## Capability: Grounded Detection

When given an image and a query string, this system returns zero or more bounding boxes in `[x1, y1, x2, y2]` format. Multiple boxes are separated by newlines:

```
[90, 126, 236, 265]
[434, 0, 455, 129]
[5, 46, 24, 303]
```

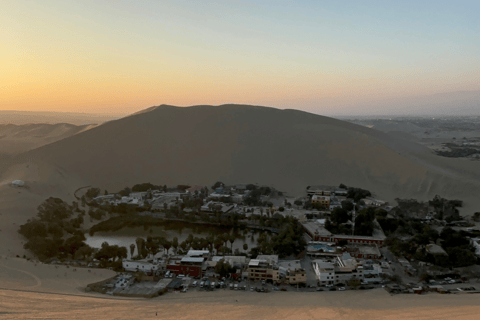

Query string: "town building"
[122, 260, 162, 274]
[166, 256, 204, 278]
[130, 192, 147, 200]
[278, 260, 306, 285]
[186, 185, 205, 194]
[362, 197, 387, 207]
[347, 245, 382, 259]
[470, 238, 480, 256]
[311, 194, 331, 207]
[301, 220, 386, 246]
[313, 253, 364, 285]
[186, 250, 210, 258]
[425, 244, 448, 256]
[247, 256, 280, 283]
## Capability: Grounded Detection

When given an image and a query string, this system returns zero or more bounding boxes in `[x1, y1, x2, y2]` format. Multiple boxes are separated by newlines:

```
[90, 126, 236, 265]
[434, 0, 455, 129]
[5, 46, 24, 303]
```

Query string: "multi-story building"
[313, 253, 364, 285]
[247, 258, 279, 283]
[166, 256, 204, 278]
[311, 195, 331, 207]
[278, 260, 307, 285]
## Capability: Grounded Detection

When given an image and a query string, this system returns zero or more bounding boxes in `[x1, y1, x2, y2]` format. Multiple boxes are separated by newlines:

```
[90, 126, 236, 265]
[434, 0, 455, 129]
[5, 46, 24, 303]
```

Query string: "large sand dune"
[1, 104, 480, 256]
[5, 104, 480, 203]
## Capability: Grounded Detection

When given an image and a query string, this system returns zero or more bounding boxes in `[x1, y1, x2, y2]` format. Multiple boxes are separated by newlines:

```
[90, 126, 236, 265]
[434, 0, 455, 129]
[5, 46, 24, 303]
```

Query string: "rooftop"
[180, 257, 204, 264]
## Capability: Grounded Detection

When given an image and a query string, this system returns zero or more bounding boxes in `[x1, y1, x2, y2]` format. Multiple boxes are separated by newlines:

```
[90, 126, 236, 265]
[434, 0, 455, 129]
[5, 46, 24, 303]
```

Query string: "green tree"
[172, 237, 179, 254]
[85, 187, 101, 199]
[74, 245, 94, 260]
[331, 208, 350, 225]
[135, 238, 146, 258]
[215, 259, 233, 278]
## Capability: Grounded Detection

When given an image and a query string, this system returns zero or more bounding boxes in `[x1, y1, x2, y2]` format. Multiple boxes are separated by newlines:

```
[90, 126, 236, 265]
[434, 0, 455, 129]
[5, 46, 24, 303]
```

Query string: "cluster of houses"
[92, 184, 250, 210]
[309, 244, 383, 285]
[307, 187, 387, 211]
[120, 249, 307, 286]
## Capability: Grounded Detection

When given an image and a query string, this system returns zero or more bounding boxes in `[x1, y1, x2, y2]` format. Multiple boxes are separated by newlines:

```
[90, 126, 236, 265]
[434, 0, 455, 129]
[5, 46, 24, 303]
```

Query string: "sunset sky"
[2, 0, 479, 116]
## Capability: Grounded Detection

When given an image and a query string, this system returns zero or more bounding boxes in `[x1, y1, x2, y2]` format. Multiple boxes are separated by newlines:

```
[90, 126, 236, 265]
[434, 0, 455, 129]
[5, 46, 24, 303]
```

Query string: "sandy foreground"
[1, 256, 480, 319]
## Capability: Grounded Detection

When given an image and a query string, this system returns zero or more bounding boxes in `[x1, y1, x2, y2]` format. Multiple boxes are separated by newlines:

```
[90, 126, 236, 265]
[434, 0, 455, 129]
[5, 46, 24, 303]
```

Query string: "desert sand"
[0, 123, 97, 156]
[1, 256, 480, 319]
[0, 110, 123, 126]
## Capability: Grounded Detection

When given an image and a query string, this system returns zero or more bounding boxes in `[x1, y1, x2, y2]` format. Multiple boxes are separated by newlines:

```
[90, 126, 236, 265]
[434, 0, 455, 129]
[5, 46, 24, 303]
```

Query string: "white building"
[122, 260, 162, 273]
[312, 253, 364, 285]
[130, 192, 147, 200]
[471, 238, 480, 256]
[186, 250, 210, 258]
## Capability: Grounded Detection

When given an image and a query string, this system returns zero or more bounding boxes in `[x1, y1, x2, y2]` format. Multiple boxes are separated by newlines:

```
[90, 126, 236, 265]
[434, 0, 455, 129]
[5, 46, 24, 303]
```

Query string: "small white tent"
[12, 180, 25, 187]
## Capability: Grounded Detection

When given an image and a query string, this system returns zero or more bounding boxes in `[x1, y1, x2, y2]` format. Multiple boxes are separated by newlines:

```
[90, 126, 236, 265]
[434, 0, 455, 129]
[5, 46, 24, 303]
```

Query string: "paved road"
[380, 247, 418, 284]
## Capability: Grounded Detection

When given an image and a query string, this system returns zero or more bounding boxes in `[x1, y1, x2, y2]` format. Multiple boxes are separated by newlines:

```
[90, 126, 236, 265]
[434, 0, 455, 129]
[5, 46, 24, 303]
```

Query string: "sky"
[1, 0, 479, 116]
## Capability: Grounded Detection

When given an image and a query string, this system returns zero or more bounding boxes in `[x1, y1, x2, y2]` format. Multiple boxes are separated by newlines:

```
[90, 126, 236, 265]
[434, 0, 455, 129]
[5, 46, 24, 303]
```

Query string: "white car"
[448, 280, 456, 284]
[326, 284, 334, 288]
[338, 287, 346, 291]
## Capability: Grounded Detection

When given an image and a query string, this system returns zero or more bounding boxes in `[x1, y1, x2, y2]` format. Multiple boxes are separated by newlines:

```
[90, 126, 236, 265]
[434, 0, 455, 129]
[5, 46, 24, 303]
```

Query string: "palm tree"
[172, 237, 179, 254]
[130, 244, 135, 258]
[228, 234, 236, 254]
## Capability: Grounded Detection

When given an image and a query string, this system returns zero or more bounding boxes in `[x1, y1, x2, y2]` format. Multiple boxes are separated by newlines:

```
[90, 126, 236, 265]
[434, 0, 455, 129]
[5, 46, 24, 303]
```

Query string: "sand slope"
[5, 104, 480, 204]
[0, 123, 96, 156]
[0, 161, 86, 257]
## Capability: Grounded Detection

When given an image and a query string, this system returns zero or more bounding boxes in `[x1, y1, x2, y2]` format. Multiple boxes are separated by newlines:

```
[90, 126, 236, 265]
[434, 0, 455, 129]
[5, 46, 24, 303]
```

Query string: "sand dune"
[2, 104, 480, 256]
[5, 104, 480, 204]
[0, 110, 123, 126]
[0, 123, 97, 155]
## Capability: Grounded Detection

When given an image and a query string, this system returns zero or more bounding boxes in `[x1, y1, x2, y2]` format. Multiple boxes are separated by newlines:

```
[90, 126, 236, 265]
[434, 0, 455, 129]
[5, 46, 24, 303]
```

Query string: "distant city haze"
[1, 1, 479, 116]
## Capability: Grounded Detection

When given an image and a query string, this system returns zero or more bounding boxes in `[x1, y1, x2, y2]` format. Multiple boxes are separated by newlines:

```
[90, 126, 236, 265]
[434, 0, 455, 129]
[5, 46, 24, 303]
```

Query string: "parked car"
[274, 287, 280, 291]
[262, 280, 265, 285]
[329, 288, 336, 291]
[448, 280, 456, 284]
[250, 287, 254, 292]
[316, 288, 323, 292]
[326, 284, 334, 288]
[234, 284, 238, 290]
[181, 288, 187, 293]
[200, 281, 204, 288]
[243, 285, 247, 290]
[192, 281, 197, 287]
[280, 288, 287, 291]
[338, 287, 346, 291]
[230, 284, 234, 290]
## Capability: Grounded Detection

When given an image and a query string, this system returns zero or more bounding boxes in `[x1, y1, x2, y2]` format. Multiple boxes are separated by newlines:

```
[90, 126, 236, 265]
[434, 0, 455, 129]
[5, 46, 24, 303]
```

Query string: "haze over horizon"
[2, 1, 479, 116]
